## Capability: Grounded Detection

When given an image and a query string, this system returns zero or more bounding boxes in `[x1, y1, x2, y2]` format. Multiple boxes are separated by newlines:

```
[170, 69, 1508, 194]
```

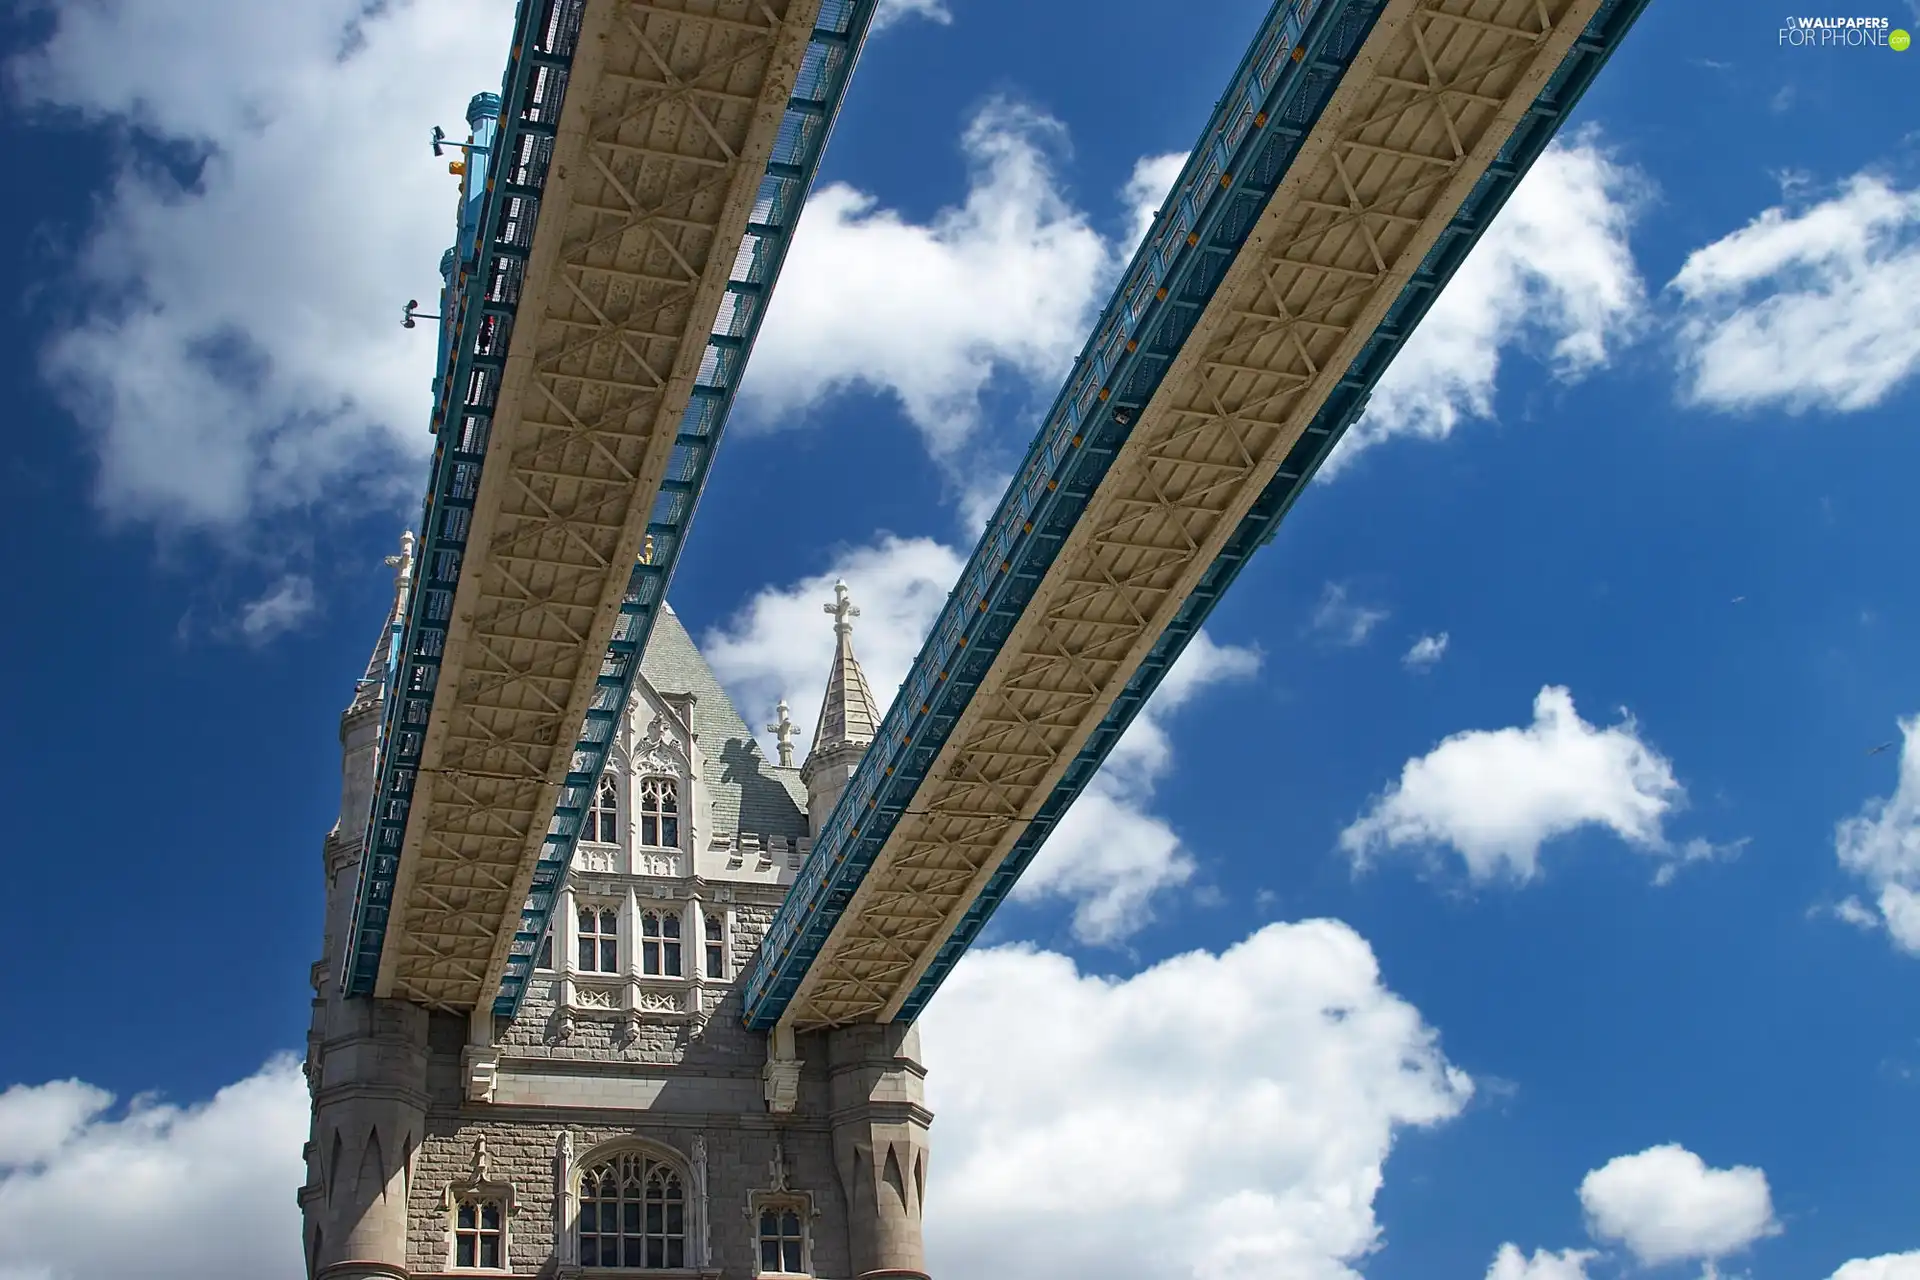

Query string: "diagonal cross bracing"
[744, 0, 1652, 1032]
[343, 0, 884, 1014]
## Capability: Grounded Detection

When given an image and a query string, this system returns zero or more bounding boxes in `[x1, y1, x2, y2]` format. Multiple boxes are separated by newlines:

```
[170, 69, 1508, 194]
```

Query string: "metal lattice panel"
[758, 0, 1619, 1031]
[375, 0, 825, 1010]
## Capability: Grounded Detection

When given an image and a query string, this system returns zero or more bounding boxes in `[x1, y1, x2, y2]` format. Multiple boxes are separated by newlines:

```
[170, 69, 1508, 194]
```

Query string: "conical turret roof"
[808, 579, 879, 755]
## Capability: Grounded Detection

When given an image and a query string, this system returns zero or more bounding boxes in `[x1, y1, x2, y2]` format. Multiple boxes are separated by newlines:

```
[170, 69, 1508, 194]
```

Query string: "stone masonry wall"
[403, 892, 852, 1278]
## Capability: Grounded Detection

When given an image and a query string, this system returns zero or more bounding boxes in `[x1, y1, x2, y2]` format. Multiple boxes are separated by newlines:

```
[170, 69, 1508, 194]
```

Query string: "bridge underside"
[372, 0, 825, 1012]
[757, 0, 1625, 1032]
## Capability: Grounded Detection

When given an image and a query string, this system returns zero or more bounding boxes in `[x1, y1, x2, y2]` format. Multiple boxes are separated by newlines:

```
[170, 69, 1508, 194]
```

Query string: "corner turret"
[799, 580, 879, 834]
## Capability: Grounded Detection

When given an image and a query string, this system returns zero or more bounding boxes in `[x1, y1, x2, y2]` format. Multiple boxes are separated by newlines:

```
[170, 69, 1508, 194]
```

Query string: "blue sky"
[0, 1, 1917, 1278]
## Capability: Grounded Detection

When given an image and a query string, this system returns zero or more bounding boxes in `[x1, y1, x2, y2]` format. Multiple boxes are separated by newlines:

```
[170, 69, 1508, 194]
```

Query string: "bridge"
[344, 0, 1650, 1044]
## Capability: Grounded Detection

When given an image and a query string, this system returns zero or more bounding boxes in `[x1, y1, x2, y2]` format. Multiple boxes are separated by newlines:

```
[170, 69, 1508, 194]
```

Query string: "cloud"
[236, 574, 315, 642]
[0, 1080, 112, 1170]
[1402, 632, 1449, 671]
[9, 0, 518, 530]
[920, 921, 1473, 1280]
[1341, 686, 1728, 884]
[702, 535, 1257, 942]
[1672, 173, 1920, 415]
[0, 1059, 307, 1280]
[1326, 133, 1647, 472]
[1311, 583, 1389, 647]
[1578, 1143, 1779, 1267]
[1830, 1254, 1920, 1280]
[1833, 715, 1920, 954]
[873, 0, 954, 31]
[744, 100, 1116, 457]
[1012, 633, 1262, 942]
[1484, 1245, 1596, 1280]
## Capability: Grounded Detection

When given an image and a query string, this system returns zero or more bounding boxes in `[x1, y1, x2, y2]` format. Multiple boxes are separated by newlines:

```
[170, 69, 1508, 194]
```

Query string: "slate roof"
[641, 605, 809, 842]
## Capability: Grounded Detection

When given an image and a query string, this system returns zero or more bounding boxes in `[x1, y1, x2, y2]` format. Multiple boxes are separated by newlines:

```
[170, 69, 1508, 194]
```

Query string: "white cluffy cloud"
[703, 534, 1258, 942]
[237, 574, 316, 642]
[746, 100, 1134, 457]
[1833, 715, 1920, 954]
[1403, 632, 1450, 671]
[1672, 173, 1920, 415]
[1830, 1254, 1920, 1279]
[1485, 1245, 1596, 1280]
[1341, 685, 1728, 884]
[1311, 583, 1389, 647]
[921, 922, 1472, 1280]
[0, 1060, 308, 1280]
[1578, 1143, 1780, 1267]
[1328, 133, 1648, 471]
[10, 0, 519, 529]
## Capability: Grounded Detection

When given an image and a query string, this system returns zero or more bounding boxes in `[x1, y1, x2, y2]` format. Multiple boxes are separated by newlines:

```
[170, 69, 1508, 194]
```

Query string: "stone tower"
[301, 550, 933, 1279]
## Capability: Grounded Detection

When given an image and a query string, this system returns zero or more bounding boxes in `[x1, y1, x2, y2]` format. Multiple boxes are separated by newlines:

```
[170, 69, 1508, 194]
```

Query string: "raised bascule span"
[742, 0, 1652, 1033]
[340, 0, 882, 1015]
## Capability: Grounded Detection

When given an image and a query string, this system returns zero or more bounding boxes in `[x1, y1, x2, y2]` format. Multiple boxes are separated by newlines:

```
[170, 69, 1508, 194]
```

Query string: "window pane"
[577, 937, 593, 970]
[643, 940, 659, 975]
[762, 1238, 781, 1270]
[642, 913, 659, 937]
[784, 1238, 803, 1271]
[600, 908, 618, 932]
[600, 939, 617, 971]
[666, 1238, 685, 1268]
[481, 1203, 500, 1230]
[646, 1238, 665, 1268]
[457, 1203, 476, 1229]
[664, 942, 681, 977]
[662, 914, 680, 939]
[640, 815, 657, 845]
[456, 1234, 475, 1267]
[579, 1202, 598, 1234]
[782, 1210, 800, 1235]
[479, 1235, 500, 1267]
[705, 914, 722, 941]
[706, 944, 723, 978]
[662, 815, 679, 847]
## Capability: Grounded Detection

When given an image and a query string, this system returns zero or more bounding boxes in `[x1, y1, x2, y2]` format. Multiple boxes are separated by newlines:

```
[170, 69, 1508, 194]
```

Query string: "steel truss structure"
[744, 0, 1652, 1032]
[343, 0, 880, 1014]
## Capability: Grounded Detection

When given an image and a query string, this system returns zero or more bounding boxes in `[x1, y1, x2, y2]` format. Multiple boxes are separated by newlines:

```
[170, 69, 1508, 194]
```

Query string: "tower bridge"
[305, 1, 1653, 1277]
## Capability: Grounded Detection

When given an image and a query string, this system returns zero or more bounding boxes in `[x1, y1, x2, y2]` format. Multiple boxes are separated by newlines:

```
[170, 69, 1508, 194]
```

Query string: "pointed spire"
[808, 580, 879, 755]
[350, 529, 415, 713]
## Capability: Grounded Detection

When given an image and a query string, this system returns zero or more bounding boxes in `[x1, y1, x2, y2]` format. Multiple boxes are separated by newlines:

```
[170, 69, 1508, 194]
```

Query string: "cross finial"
[384, 529, 416, 586]
[766, 699, 797, 768]
[825, 579, 860, 635]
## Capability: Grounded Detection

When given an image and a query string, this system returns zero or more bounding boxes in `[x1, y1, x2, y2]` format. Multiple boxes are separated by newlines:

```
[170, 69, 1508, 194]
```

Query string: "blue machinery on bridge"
[343, 0, 1653, 1024]
[342, 0, 884, 1010]
[740, 0, 1652, 1030]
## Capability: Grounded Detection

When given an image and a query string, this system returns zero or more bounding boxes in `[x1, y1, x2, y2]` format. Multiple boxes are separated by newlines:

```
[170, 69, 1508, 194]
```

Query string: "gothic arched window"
[451, 1196, 504, 1268]
[638, 777, 679, 848]
[758, 1204, 805, 1274]
[578, 1151, 686, 1269]
[578, 906, 618, 974]
[703, 909, 727, 979]
[583, 775, 619, 844]
[641, 909, 682, 977]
